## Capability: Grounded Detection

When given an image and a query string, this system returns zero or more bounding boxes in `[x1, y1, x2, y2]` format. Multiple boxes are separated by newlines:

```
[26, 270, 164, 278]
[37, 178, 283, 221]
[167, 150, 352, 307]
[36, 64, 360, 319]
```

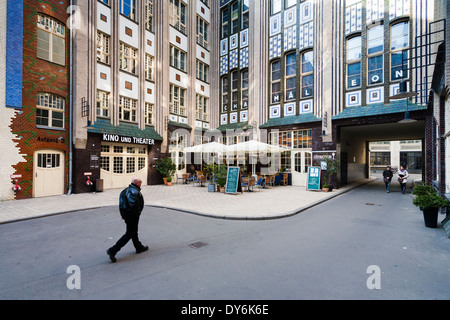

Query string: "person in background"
[382, 166, 393, 193]
[397, 165, 409, 194]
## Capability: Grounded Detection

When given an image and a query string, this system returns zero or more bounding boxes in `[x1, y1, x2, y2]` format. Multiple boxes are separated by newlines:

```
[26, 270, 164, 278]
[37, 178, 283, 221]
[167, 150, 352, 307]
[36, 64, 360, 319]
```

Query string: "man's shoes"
[106, 248, 117, 263]
[136, 245, 149, 254]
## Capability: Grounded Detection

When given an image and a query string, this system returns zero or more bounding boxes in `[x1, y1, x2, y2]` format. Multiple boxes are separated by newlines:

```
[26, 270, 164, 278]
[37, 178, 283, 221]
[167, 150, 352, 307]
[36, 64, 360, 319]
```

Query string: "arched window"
[36, 15, 66, 65]
[391, 21, 410, 81]
[285, 52, 297, 101]
[36, 93, 65, 129]
[301, 51, 313, 98]
[271, 60, 282, 103]
[346, 36, 361, 89]
[367, 25, 384, 85]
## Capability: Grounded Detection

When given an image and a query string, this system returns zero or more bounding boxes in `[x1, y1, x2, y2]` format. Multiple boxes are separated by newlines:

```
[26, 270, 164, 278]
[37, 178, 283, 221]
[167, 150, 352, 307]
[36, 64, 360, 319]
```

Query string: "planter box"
[423, 207, 439, 228]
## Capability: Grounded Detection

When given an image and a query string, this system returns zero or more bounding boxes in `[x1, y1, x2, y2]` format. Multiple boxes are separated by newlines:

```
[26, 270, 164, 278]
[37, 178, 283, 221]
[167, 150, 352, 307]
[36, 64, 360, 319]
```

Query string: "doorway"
[33, 149, 65, 197]
[291, 150, 312, 186]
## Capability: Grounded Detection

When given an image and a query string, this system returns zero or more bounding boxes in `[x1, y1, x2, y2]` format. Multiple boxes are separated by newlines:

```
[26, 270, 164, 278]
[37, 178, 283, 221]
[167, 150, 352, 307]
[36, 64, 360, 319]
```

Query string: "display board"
[225, 167, 242, 194]
[307, 167, 321, 191]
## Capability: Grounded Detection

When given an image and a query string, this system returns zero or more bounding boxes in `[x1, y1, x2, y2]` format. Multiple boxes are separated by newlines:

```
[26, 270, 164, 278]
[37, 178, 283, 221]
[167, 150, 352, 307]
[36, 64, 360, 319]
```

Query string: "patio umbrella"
[184, 142, 229, 169]
[226, 140, 287, 177]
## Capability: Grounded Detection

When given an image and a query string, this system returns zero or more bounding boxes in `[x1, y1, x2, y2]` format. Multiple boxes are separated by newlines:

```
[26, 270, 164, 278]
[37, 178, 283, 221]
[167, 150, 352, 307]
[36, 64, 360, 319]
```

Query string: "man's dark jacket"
[119, 183, 144, 219]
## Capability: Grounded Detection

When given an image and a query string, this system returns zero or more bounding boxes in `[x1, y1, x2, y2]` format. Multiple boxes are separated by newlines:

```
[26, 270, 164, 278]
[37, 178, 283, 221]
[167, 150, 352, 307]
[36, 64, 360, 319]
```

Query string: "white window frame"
[145, 102, 154, 125]
[96, 90, 110, 118]
[97, 32, 110, 65]
[119, 96, 137, 122]
[145, 54, 154, 81]
[36, 93, 65, 129]
[36, 14, 66, 65]
[169, 84, 186, 116]
[119, 42, 138, 74]
[170, 45, 186, 72]
[145, 0, 154, 32]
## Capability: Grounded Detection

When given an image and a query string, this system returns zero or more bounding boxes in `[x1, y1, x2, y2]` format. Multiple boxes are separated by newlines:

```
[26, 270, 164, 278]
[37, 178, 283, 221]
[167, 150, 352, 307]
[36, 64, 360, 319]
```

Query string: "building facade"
[71, 0, 214, 192]
[1, 0, 445, 199]
[1, 0, 71, 200]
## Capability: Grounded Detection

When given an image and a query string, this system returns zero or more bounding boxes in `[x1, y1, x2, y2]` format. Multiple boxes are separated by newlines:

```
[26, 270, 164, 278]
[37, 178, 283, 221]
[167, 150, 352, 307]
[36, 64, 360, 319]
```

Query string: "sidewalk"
[0, 179, 373, 224]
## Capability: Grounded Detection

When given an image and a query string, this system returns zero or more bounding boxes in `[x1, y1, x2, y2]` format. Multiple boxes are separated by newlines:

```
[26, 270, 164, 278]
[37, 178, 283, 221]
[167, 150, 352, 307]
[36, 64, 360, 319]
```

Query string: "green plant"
[322, 157, 339, 188]
[155, 157, 176, 178]
[216, 177, 227, 188]
[412, 183, 436, 197]
[166, 177, 172, 182]
[413, 193, 449, 208]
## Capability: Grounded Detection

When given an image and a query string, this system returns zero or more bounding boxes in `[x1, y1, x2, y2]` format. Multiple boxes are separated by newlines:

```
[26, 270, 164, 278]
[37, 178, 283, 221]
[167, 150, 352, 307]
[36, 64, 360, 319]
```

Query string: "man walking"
[107, 177, 148, 263]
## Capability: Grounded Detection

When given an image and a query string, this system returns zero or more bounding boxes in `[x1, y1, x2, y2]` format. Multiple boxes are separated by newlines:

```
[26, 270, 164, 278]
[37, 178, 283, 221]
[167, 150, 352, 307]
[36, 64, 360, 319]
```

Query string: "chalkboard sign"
[225, 167, 242, 194]
[307, 167, 321, 191]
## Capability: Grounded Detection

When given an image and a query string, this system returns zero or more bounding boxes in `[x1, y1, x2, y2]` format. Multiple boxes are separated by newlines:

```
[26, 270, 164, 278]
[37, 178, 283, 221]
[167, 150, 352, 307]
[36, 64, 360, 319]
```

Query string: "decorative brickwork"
[9, 0, 70, 199]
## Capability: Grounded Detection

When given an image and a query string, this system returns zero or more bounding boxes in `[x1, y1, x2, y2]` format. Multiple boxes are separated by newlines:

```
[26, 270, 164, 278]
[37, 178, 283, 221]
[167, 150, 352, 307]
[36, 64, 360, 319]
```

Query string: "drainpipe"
[67, 0, 74, 195]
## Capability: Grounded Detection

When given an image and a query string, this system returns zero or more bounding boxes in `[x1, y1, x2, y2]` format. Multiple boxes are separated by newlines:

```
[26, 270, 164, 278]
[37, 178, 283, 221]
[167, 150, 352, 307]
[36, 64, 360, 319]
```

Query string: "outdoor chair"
[281, 173, 288, 186]
[255, 177, 264, 191]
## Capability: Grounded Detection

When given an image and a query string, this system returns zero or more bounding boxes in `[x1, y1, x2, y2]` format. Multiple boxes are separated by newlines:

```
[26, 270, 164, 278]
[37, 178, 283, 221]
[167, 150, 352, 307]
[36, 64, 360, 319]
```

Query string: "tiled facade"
[1, 0, 448, 198]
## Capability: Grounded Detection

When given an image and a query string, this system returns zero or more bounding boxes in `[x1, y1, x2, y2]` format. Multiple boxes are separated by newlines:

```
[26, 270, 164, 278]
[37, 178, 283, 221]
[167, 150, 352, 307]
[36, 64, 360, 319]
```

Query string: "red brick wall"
[11, 1, 70, 199]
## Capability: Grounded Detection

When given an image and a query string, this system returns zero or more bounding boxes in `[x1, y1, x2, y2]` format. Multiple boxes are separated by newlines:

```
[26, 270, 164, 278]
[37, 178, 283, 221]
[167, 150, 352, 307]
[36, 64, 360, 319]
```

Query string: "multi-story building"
[2, 0, 444, 199]
[1, 0, 71, 200]
[215, 0, 436, 188]
[71, 0, 213, 192]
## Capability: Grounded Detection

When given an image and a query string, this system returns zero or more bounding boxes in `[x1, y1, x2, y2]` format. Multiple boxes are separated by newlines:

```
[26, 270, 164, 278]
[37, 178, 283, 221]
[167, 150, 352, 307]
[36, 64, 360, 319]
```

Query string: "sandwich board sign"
[307, 166, 321, 191]
[225, 167, 242, 194]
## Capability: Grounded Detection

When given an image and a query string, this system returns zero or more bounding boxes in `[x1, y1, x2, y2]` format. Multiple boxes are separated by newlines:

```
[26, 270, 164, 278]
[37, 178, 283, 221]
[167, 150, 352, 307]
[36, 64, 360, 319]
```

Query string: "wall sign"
[102, 133, 155, 146]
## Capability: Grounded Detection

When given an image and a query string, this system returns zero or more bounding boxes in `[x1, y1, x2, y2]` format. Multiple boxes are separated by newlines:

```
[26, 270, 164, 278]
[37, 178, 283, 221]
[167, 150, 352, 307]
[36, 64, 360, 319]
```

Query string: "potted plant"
[321, 157, 339, 192]
[155, 157, 176, 185]
[166, 177, 173, 186]
[412, 185, 449, 228]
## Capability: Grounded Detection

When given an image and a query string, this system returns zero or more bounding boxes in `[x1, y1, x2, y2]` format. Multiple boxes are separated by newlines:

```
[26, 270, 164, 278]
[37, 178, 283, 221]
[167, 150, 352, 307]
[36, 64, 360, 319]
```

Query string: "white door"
[291, 150, 312, 187]
[100, 144, 148, 190]
[34, 150, 65, 197]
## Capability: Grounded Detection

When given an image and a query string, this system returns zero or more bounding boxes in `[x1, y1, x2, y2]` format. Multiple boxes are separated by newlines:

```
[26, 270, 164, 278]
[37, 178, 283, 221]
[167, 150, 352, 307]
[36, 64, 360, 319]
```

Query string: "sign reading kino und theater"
[102, 133, 156, 146]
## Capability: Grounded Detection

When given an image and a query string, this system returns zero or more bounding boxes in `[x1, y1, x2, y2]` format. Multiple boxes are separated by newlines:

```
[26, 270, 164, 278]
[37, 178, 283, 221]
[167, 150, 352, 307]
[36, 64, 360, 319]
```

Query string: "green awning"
[88, 119, 163, 141]
[259, 113, 321, 129]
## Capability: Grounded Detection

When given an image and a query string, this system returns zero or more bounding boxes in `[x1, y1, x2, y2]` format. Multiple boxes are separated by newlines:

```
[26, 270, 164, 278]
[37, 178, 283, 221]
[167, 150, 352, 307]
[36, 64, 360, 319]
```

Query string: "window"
[222, 77, 229, 112]
[391, 21, 409, 81]
[346, 36, 361, 89]
[145, 103, 153, 125]
[97, 32, 110, 65]
[221, 8, 229, 38]
[367, 25, 384, 85]
[36, 93, 65, 129]
[301, 51, 314, 98]
[37, 153, 61, 168]
[231, 71, 239, 110]
[120, 0, 136, 21]
[285, 53, 297, 101]
[196, 95, 208, 122]
[169, 0, 186, 34]
[145, 0, 154, 32]
[119, 96, 137, 122]
[196, 16, 209, 47]
[145, 54, 154, 81]
[271, 60, 281, 103]
[169, 84, 186, 116]
[119, 42, 138, 74]
[271, 0, 282, 15]
[231, 2, 239, 35]
[96, 90, 110, 118]
[36, 15, 66, 65]
[285, 0, 296, 8]
[196, 60, 209, 83]
[241, 70, 249, 109]
[242, 0, 249, 29]
[170, 45, 186, 72]
[100, 0, 110, 5]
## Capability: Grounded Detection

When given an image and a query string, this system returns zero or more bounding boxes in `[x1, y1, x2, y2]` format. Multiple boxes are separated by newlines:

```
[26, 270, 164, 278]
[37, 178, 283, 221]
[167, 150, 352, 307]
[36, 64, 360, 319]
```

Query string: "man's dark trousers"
[110, 215, 143, 253]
